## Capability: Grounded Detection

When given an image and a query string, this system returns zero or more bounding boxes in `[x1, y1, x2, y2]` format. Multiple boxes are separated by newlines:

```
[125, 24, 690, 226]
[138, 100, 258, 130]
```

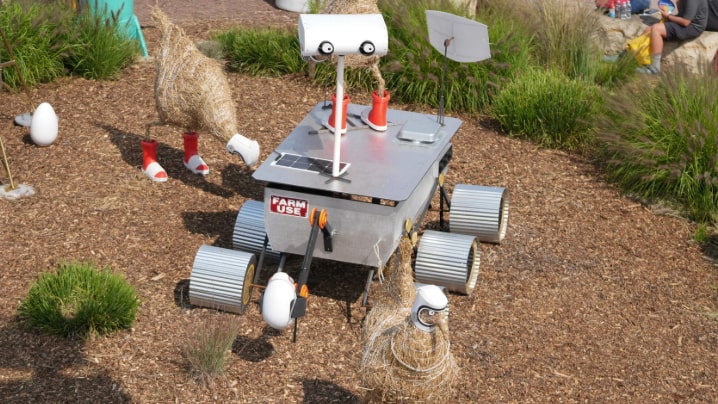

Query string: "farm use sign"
[269, 195, 308, 217]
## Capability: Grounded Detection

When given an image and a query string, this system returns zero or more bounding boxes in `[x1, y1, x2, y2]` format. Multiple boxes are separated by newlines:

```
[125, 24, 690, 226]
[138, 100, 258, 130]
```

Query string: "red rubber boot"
[327, 94, 350, 134]
[183, 132, 209, 175]
[366, 90, 390, 131]
[141, 139, 168, 183]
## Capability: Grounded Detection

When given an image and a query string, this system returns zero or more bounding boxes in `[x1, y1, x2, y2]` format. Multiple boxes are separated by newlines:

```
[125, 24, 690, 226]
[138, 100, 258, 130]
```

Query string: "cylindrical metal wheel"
[414, 230, 480, 295]
[232, 200, 280, 260]
[189, 245, 257, 314]
[449, 184, 509, 244]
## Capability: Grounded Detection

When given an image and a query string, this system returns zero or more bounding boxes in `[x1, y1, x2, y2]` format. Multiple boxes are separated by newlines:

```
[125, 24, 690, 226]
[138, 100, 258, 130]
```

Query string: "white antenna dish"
[425, 10, 491, 126]
[426, 10, 490, 63]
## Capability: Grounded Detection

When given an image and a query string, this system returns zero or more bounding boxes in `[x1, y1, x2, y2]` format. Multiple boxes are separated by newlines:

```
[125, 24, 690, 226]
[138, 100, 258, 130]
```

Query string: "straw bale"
[361, 309, 458, 402]
[361, 237, 458, 402]
[365, 237, 415, 331]
[322, 0, 380, 15]
[152, 7, 237, 143]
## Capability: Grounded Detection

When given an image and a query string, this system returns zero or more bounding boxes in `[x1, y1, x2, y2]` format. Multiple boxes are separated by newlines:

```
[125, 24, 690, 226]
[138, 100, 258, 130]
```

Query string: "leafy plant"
[595, 67, 718, 223]
[491, 67, 600, 151]
[18, 261, 139, 340]
[183, 314, 241, 386]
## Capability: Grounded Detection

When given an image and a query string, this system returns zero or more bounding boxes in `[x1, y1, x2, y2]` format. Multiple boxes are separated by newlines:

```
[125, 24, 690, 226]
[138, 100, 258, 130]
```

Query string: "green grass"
[183, 314, 241, 386]
[18, 261, 139, 340]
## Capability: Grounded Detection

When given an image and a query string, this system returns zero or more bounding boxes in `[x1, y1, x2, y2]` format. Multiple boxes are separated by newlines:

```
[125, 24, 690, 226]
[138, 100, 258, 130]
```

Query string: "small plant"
[18, 261, 139, 340]
[183, 314, 241, 386]
[491, 67, 600, 151]
[694, 223, 710, 243]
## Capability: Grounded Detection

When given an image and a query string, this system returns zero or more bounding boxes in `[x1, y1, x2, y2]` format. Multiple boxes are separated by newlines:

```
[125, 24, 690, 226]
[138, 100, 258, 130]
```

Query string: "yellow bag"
[626, 32, 652, 66]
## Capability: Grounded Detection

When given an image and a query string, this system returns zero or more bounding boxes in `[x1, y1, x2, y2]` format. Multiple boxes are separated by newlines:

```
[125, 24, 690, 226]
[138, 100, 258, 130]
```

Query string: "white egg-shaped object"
[30, 102, 59, 147]
[261, 272, 297, 330]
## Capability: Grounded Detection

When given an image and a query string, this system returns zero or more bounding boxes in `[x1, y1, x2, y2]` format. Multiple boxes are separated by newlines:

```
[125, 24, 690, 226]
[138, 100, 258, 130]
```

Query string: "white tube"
[332, 55, 345, 177]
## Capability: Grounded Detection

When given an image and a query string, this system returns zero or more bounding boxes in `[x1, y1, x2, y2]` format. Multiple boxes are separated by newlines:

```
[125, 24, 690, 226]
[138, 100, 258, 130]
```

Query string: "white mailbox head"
[298, 13, 388, 58]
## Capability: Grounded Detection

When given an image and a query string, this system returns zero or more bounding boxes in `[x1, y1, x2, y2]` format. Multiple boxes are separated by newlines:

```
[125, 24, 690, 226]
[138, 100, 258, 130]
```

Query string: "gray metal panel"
[449, 185, 509, 243]
[414, 230, 480, 295]
[189, 245, 255, 314]
[262, 149, 446, 267]
[252, 102, 462, 201]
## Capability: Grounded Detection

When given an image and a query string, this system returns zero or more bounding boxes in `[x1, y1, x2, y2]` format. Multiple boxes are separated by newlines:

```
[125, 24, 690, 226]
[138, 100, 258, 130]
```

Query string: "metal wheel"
[189, 245, 257, 314]
[241, 262, 256, 307]
[449, 184, 509, 244]
[233, 200, 280, 260]
[414, 230, 480, 295]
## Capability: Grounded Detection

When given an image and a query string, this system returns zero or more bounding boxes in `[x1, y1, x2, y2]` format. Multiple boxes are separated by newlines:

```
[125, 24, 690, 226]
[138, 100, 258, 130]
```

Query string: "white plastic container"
[276, 0, 309, 13]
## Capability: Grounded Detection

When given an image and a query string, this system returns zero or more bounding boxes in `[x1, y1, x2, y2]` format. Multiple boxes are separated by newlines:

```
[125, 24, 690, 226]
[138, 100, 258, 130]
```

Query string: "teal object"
[84, 0, 148, 57]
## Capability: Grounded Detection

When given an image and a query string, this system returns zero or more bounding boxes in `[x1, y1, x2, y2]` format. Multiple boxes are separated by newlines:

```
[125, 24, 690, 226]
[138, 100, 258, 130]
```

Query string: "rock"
[598, 14, 718, 74]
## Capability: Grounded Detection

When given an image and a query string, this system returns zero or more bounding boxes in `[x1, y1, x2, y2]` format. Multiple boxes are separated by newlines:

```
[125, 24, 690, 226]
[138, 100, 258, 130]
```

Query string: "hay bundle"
[321, 0, 386, 94]
[361, 238, 458, 403]
[152, 7, 237, 143]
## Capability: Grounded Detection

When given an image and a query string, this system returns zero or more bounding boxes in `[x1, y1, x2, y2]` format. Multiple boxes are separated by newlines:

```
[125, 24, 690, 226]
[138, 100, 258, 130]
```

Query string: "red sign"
[269, 195, 308, 217]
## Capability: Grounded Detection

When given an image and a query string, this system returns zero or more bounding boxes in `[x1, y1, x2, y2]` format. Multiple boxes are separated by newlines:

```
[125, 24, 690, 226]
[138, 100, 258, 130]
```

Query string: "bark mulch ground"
[0, 1, 716, 402]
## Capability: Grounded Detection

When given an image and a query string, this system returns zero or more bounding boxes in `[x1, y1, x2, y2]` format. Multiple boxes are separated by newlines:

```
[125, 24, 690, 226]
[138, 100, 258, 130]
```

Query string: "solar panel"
[273, 153, 349, 175]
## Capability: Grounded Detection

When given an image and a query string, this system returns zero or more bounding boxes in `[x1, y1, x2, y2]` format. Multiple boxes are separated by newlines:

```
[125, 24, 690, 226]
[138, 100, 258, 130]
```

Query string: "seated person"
[638, 0, 708, 74]
[708, 0, 718, 31]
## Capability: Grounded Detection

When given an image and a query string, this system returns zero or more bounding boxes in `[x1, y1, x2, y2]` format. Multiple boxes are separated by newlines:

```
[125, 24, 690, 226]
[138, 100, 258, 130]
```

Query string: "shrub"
[491, 67, 600, 151]
[183, 314, 241, 385]
[595, 67, 718, 223]
[18, 261, 139, 339]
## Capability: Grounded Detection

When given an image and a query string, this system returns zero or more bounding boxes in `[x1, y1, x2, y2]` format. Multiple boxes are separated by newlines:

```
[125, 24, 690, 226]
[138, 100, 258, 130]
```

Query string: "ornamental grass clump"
[595, 67, 718, 224]
[528, 0, 603, 81]
[0, 1, 70, 88]
[491, 67, 600, 151]
[62, 2, 140, 79]
[18, 261, 139, 340]
[183, 314, 241, 386]
[216, 27, 304, 77]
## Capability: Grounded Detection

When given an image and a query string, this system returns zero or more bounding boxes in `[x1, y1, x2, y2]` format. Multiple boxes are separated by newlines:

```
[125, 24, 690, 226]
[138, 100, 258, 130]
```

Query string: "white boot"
[226, 134, 260, 167]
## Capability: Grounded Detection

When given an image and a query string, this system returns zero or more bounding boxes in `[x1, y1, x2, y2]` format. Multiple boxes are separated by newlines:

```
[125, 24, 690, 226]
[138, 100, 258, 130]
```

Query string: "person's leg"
[637, 23, 666, 74]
